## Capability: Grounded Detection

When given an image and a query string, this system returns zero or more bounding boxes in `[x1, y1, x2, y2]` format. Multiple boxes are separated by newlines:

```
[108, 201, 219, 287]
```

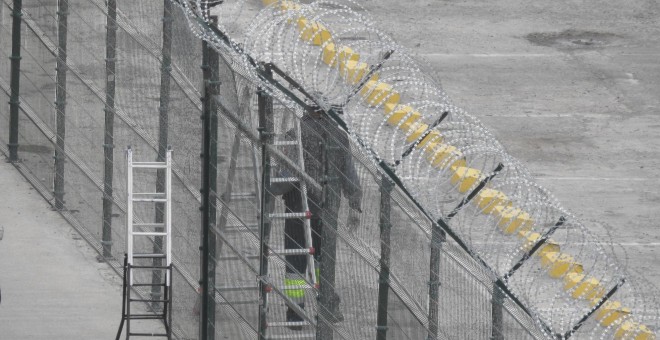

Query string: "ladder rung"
[128, 332, 169, 337]
[274, 140, 298, 146]
[133, 192, 166, 196]
[128, 314, 165, 320]
[216, 255, 259, 261]
[133, 253, 166, 258]
[270, 177, 299, 183]
[216, 285, 259, 292]
[276, 284, 315, 290]
[269, 211, 311, 219]
[131, 162, 168, 169]
[132, 198, 168, 202]
[130, 265, 170, 269]
[132, 283, 166, 287]
[266, 333, 315, 339]
[132, 232, 168, 237]
[271, 248, 314, 256]
[268, 321, 311, 328]
[133, 223, 166, 227]
[130, 298, 170, 303]
[218, 299, 260, 305]
[229, 192, 257, 199]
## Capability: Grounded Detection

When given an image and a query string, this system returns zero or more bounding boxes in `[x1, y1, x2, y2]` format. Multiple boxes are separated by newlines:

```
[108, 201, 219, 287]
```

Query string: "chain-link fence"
[1, 0, 658, 339]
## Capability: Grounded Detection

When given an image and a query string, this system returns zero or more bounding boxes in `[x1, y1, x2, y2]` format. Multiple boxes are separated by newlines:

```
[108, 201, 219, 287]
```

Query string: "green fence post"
[426, 223, 445, 340]
[151, 0, 173, 307]
[8, 0, 22, 162]
[257, 64, 274, 340]
[491, 282, 504, 340]
[200, 14, 220, 339]
[53, 0, 68, 210]
[376, 175, 394, 340]
[101, 0, 117, 259]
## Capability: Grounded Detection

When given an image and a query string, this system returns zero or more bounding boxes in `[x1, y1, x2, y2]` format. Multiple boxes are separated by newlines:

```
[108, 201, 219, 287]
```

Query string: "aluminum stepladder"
[212, 85, 317, 338]
[257, 80, 318, 339]
[116, 147, 173, 340]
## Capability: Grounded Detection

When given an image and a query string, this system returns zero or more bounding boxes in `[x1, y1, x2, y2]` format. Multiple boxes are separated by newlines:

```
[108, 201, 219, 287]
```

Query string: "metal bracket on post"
[562, 278, 625, 340]
[399, 111, 449, 163]
[342, 49, 394, 106]
[503, 216, 565, 281]
[446, 163, 504, 219]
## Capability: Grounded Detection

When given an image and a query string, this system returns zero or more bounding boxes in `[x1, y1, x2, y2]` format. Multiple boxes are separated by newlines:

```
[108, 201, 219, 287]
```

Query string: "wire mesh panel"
[1, 0, 659, 339]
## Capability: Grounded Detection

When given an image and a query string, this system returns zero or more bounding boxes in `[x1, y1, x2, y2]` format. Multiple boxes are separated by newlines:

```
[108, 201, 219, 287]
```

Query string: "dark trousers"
[282, 187, 323, 275]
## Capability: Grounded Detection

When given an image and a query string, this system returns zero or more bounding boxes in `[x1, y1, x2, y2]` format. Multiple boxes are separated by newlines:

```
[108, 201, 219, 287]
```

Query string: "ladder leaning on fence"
[213, 95, 319, 338]
[259, 109, 319, 337]
[116, 147, 173, 340]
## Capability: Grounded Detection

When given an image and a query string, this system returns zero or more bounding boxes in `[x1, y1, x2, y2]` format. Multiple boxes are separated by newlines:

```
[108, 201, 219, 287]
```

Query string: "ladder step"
[133, 223, 166, 227]
[216, 255, 259, 261]
[131, 162, 168, 169]
[268, 321, 311, 328]
[229, 192, 257, 199]
[269, 211, 311, 219]
[270, 177, 299, 183]
[128, 314, 165, 320]
[132, 283, 167, 287]
[273, 140, 298, 146]
[133, 253, 166, 258]
[130, 265, 170, 269]
[266, 333, 315, 339]
[128, 332, 169, 337]
[271, 248, 314, 256]
[132, 198, 168, 202]
[130, 298, 170, 303]
[216, 285, 259, 292]
[133, 232, 168, 237]
[133, 192, 166, 196]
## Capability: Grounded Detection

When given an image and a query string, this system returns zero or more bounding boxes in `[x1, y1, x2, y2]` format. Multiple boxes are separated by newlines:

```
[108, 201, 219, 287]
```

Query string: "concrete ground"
[0, 159, 156, 339]
[360, 0, 660, 284]
[0, 0, 658, 338]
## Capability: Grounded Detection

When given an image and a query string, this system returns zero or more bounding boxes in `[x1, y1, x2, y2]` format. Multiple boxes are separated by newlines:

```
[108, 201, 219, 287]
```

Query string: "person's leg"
[309, 197, 323, 283]
[283, 189, 308, 329]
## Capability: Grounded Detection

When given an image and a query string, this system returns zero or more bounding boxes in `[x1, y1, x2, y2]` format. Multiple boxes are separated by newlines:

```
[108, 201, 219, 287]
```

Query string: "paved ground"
[0, 0, 658, 338]
[362, 0, 660, 283]
[0, 159, 129, 339]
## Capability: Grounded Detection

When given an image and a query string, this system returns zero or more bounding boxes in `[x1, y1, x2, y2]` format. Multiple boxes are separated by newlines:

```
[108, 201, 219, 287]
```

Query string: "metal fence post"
[257, 64, 274, 340]
[317, 134, 340, 340]
[376, 174, 394, 340]
[8, 0, 22, 162]
[53, 0, 68, 210]
[491, 282, 504, 340]
[200, 15, 220, 339]
[151, 0, 173, 307]
[426, 223, 445, 340]
[101, 0, 117, 259]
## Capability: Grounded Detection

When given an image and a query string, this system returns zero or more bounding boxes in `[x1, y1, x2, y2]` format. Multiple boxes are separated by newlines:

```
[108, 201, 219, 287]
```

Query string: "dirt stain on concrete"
[525, 29, 621, 50]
